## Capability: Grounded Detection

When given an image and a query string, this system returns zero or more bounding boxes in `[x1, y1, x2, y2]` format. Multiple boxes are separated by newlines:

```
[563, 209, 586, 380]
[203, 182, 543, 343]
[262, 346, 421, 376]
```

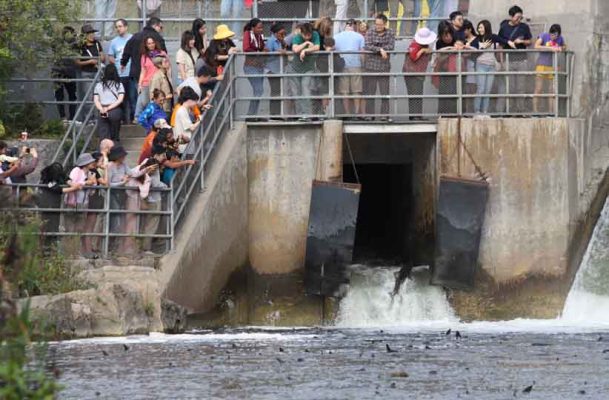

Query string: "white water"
[335, 265, 456, 327]
[562, 198, 609, 323]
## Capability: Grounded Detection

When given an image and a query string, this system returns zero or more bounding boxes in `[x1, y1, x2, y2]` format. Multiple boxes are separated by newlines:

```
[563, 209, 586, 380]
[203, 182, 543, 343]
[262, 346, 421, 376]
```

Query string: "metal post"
[505, 51, 510, 115]
[364, 0, 369, 19]
[456, 51, 462, 115]
[142, 0, 147, 28]
[553, 51, 559, 117]
[169, 190, 174, 251]
[328, 52, 335, 118]
[253, 0, 258, 18]
[103, 186, 110, 258]
[280, 55, 285, 117]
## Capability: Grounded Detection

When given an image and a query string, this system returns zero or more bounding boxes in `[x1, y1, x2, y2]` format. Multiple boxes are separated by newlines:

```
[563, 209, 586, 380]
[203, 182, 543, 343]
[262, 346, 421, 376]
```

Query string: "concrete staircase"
[119, 123, 148, 167]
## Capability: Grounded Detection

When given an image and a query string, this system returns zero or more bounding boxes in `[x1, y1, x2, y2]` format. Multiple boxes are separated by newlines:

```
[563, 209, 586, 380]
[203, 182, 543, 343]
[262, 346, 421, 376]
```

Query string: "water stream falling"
[335, 265, 456, 327]
[562, 198, 609, 323]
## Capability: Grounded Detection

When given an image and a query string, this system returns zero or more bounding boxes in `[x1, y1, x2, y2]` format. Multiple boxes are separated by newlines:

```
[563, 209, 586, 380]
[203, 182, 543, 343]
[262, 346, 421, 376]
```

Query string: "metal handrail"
[51, 68, 103, 167]
[5, 48, 575, 259]
[5, 182, 173, 257]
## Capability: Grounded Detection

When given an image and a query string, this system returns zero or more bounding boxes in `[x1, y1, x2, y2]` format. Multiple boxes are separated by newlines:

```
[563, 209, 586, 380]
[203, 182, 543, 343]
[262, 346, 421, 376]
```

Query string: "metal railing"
[4, 68, 102, 168]
[3, 48, 574, 260]
[229, 49, 574, 120]
[2, 183, 173, 258]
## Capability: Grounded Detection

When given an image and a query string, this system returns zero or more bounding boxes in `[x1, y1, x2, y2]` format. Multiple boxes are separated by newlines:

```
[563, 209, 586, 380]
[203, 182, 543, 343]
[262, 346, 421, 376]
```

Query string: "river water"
[51, 200, 609, 399]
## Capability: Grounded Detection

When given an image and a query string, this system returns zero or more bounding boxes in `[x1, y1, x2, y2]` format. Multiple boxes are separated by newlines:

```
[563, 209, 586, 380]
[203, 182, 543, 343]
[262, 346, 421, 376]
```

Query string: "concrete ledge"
[343, 124, 437, 134]
[158, 123, 249, 313]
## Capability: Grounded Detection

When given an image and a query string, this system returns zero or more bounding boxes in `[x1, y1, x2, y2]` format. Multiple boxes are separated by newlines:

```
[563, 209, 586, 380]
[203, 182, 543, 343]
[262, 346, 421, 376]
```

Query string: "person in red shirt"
[403, 27, 436, 120]
[242, 18, 267, 119]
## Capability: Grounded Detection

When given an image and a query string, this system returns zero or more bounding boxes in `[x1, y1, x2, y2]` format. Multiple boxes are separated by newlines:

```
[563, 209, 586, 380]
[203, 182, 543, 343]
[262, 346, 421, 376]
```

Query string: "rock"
[390, 371, 409, 378]
[23, 266, 164, 338]
[161, 298, 188, 333]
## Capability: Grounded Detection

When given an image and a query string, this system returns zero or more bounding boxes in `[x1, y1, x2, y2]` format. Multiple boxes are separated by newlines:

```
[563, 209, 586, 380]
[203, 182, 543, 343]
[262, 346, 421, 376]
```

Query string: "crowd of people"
[4, 2, 568, 258]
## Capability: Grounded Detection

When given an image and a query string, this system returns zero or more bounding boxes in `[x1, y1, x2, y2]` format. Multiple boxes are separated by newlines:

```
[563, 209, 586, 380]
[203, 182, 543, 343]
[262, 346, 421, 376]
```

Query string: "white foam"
[562, 197, 609, 323]
[335, 265, 456, 328]
[54, 331, 317, 346]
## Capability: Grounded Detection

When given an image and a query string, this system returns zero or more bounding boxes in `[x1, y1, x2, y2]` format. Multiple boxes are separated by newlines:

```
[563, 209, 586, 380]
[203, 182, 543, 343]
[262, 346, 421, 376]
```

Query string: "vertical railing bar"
[457, 51, 462, 115]
[554, 51, 559, 117]
[103, 186, 110, 258]
[328, 52, 334, 118]
[505, 51, 510, 115]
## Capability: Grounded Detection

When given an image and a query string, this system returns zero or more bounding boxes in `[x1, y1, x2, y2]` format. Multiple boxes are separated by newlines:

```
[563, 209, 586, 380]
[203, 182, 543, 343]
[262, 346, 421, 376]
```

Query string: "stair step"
[121, 137, 145, 152]
[120, 124, 147, 139]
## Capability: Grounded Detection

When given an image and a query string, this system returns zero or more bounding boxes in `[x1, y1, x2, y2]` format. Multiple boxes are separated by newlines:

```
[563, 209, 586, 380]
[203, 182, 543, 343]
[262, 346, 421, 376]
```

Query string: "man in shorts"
[334, 19, 365, 117]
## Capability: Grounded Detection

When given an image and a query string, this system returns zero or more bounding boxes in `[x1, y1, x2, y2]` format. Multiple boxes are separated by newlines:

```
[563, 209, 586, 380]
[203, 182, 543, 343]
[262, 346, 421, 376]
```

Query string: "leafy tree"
[0, 0, 83, 89]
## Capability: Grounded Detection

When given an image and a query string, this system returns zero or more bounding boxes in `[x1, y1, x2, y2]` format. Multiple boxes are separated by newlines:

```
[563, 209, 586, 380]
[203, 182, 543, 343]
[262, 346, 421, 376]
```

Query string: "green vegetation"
[0, 190, 87, 398]
[0, 103, 66, 139]
[0, 0, 83, 89]
[0, 303, 62, 399]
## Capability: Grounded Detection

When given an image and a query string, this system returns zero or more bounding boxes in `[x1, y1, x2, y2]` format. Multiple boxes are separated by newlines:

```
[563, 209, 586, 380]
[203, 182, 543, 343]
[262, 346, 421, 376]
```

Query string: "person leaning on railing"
[266, 23, 288, 119]
[243, 18, 267, 119]
[139, 145, 169, 254]
[63, 153, 99, 257]
[533, 24, 566, 114]
[334, 19, 365, 118]
[403, 27, 436, 120]
[37, 162, 82, 247]
[433, 20, 461, 116]
[173, 87, 202, 156]
[288, 22, 321, 120]
[363, 13, 395, 121]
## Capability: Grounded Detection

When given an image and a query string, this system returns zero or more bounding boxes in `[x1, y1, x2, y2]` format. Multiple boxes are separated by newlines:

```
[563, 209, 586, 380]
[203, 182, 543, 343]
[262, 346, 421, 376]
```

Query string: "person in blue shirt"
[334, 19, 365, 116]
[108, 19, 134, 123]
[266, 23, 288, 117]
[138, 88, 167, 132]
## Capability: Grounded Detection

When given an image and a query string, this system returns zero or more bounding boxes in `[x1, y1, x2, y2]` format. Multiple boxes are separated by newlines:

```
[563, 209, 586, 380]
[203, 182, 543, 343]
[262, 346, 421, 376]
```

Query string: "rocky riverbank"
[22, 266, 187, 339]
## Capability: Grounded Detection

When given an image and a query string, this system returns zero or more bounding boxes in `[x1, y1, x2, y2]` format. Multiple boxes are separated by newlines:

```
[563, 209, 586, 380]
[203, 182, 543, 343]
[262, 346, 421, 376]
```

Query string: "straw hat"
[214, 24, 235, 40]
[414, 27, 437, 46]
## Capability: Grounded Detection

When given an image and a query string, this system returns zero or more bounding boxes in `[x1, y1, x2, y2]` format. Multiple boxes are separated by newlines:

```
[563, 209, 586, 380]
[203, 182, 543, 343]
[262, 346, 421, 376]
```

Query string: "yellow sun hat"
[213, 24, 236, 40]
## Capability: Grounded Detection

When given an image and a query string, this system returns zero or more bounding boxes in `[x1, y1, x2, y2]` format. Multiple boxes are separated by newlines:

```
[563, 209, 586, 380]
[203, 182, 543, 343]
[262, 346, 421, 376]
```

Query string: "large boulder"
[24, 266, 165, 338]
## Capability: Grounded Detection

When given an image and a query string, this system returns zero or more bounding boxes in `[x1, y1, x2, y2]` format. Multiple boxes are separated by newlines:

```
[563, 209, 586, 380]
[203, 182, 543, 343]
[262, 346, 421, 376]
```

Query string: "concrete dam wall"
[159, 117, 608, 323]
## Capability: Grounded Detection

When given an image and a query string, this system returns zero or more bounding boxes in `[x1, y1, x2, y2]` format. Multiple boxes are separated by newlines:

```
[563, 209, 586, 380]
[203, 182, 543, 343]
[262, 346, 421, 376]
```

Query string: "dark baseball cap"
[81, 24, 98, 34]
[346, 18, 357, 26]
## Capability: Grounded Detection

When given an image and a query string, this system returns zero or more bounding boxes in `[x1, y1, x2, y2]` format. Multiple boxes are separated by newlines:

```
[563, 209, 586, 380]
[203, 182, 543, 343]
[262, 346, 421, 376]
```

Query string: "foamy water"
[563, 198, 609, 323]
[335, 265, 456, 327]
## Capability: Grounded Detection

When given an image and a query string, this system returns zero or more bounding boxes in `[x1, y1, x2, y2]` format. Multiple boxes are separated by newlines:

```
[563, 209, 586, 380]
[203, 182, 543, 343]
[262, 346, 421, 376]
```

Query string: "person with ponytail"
[242, 18, 267, 118]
